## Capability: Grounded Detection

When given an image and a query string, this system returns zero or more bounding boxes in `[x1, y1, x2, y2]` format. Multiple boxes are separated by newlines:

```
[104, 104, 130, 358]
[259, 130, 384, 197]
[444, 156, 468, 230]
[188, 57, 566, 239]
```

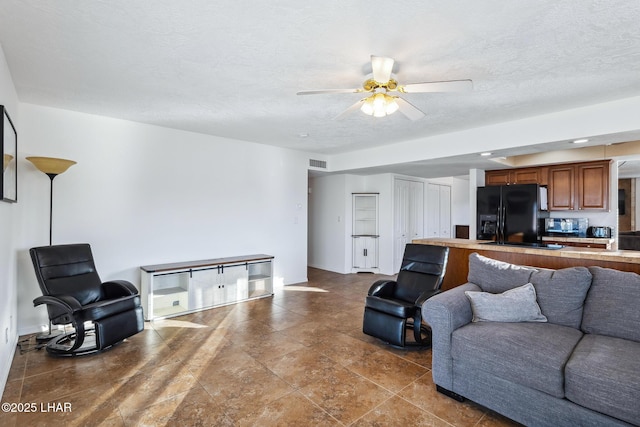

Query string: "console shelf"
[140, 254, 274, 320]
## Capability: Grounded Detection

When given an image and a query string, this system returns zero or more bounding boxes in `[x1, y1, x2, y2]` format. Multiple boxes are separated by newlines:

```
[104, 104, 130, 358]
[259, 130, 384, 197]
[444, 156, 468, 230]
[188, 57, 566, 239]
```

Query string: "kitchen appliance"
[544, 218, 589, 237]
[477, 184, 549, 244]
[588, 226, 612, 238]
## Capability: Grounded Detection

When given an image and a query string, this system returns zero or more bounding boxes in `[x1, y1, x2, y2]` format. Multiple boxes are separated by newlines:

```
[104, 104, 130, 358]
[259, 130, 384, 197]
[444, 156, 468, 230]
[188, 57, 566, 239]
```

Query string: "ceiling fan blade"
[297, 88, 362, 95]
[400, 79, 473, 93]
[334, 99, 365, 120]
[396, 97, 425, 121]
[371, 55, 394, 83]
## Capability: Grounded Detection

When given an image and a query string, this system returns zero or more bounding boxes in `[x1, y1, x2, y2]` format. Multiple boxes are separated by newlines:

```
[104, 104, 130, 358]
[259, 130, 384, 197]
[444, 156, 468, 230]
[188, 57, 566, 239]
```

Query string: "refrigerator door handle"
[501, 205, 506, 244]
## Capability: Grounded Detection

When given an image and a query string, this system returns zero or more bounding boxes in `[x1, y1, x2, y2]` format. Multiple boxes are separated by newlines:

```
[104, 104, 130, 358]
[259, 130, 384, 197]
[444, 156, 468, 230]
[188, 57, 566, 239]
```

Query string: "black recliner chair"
[30, 243, 144, 356]
[363, 244, 449, 347]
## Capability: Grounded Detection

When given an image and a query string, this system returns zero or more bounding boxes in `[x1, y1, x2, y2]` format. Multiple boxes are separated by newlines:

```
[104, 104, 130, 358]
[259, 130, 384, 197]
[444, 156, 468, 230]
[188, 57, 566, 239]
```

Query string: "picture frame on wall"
[1, 105, 18, 203]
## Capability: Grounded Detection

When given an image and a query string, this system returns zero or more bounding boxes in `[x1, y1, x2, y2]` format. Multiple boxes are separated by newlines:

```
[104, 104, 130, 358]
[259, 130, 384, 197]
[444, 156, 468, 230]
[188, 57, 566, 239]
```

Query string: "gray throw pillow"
[465, 283, 548, 323]
[467, 253, 536, 293]
[529, 267, 592, 329]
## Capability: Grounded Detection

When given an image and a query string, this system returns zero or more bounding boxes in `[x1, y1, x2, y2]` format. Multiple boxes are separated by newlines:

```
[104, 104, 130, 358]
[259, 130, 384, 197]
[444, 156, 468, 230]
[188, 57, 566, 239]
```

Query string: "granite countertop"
[540, 236, 614, 244]
[411, 238, 640, 264]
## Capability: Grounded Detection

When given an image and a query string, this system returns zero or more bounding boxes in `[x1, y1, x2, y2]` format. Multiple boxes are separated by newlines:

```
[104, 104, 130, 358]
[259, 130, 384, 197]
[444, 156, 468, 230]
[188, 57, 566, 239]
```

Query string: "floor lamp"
[26, 156, 77, 342]
[26, 156, 77, 245]
[3, 154, 13, 171]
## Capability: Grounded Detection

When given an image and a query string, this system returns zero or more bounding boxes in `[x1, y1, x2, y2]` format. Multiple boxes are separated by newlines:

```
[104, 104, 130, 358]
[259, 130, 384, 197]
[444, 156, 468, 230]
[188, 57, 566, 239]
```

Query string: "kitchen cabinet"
[486, 160, 610, 211]
[548, 164, 575, 210]
[576, 162, 609, 210]
[485, 167, 546, 186]
[140, 254, 274, 320]
[548, 161, 609, 211]
[352, 193, 379, 272]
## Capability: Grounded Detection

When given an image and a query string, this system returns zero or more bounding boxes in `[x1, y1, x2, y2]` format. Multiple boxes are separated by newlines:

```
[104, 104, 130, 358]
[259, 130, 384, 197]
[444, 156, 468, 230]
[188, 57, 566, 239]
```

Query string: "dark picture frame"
[1, 105, 17, 203]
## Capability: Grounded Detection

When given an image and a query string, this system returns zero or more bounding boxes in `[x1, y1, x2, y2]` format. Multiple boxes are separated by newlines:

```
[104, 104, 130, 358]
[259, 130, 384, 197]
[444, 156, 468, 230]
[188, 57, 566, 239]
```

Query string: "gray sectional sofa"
[423, 253, 640, 427]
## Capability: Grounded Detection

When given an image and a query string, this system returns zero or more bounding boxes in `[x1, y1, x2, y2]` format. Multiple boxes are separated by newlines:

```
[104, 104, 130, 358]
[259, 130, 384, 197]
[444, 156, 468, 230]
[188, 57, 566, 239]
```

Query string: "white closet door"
[427, 183, 441, 237]
[410, 181, 424, 239]
[394, 179, 410, 271]
[426, 183, 452, 238]
[393, 179, 425, 271]
[440, 185, 451, 238]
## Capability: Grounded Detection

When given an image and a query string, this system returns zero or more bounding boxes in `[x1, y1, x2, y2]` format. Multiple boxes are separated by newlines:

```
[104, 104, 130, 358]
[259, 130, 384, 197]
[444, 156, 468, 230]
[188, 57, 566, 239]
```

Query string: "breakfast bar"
[412, 238, 640, 291]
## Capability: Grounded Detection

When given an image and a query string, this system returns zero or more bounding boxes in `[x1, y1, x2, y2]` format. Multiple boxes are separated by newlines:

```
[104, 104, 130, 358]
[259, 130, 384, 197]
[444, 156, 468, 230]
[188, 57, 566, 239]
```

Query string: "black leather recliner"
[30, 243, 144, 356]
[363, 244, 449, 347]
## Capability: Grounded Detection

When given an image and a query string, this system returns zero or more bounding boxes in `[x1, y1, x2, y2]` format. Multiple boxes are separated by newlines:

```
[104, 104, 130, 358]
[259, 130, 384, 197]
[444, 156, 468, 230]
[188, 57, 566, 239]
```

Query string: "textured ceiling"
[1, 1, 640, 165]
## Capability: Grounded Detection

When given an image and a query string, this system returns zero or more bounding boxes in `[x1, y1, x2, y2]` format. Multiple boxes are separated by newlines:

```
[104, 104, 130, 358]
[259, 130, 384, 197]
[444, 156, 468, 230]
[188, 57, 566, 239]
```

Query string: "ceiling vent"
[309, 159, 327, 169]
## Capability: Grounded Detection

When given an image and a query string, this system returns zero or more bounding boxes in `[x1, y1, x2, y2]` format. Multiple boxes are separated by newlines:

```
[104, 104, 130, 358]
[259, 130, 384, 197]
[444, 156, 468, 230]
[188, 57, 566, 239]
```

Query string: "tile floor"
[1, 268, 521, 426]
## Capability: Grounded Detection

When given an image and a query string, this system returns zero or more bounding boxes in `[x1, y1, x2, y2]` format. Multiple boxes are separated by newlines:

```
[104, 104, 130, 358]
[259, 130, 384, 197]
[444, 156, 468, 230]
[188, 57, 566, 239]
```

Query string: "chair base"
[403, 322, 432, 348]
[45, 329, 120, 357]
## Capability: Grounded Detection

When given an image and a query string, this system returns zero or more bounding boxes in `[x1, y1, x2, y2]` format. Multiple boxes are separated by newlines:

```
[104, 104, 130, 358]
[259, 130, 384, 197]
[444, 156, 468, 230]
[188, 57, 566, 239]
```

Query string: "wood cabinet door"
[485, 170, 510, 186]
[548, 165, 575, 210]
[510, 168, 540, 184]
[576, 161, 609, 210]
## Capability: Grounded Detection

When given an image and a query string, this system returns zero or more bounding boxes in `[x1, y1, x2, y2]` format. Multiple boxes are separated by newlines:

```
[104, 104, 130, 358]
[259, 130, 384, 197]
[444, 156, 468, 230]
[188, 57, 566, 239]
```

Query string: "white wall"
[309, 172, 474, 276]
[451, 177, 471, 233]
[308, 173, 395, 275]
[329, 95, 640, 174]
[308, 174, 348, 272]
[15, 103, 310, 337]
[0, 43, 19, 399]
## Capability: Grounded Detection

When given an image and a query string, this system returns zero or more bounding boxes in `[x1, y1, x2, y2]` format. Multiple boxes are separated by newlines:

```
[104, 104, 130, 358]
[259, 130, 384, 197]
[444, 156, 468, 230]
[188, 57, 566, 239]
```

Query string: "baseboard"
[0, 333, 18, 400]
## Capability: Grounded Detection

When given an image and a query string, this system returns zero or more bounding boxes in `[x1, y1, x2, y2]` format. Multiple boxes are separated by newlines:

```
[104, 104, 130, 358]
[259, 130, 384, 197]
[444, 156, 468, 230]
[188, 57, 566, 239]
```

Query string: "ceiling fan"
[297, 55, 473, 120]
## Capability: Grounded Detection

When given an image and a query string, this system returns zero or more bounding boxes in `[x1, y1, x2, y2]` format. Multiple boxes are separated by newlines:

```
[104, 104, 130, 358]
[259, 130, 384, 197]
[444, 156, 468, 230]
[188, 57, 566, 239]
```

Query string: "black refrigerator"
[477, 184, 548, 244]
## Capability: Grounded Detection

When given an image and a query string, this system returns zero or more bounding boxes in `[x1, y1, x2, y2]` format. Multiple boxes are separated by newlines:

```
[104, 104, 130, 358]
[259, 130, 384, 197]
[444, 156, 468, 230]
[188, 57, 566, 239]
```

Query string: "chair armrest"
[422, 283, 479, 389]
[33, 295, 82, 313]
[367, 280, 396, 297]
[102, 280, 139, 298]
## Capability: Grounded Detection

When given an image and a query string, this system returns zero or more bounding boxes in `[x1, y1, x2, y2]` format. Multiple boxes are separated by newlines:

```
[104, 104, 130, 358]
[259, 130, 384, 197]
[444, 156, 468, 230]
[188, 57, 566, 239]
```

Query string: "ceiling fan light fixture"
[360, 93, 399, 117]
[385, 96, 399, 115]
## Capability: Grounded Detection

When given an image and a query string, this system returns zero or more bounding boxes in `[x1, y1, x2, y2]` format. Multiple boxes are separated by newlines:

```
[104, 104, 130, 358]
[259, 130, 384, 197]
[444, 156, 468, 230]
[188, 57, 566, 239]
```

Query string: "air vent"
[309, 159, 327, 169]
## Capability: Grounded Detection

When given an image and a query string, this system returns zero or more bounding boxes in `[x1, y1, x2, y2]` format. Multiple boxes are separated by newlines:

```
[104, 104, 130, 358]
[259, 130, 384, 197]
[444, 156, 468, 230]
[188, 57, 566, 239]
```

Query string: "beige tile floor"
[1, 268, 520, 426]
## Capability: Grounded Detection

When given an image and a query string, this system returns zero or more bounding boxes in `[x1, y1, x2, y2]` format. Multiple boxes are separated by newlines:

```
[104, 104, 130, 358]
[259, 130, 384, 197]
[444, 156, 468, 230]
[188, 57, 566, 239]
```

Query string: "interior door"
[427, 183, 441, 237]
[394, 179, 410, 271]
[394, 179, 424, 272]
[439, 185, 451, 238]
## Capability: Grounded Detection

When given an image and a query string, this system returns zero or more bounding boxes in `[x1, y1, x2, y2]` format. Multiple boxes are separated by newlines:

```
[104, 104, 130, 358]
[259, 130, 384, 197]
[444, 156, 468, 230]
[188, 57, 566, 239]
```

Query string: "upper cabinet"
[485, 167, 548, 186]
[486, 160, 610, 211]
[547, 164, 575, 210]
[576, 161, 609, 210]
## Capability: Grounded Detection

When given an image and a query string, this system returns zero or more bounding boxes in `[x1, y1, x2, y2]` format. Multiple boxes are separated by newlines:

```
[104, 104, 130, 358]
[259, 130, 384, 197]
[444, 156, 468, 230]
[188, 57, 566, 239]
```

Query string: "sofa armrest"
[423, 282, 479, 389]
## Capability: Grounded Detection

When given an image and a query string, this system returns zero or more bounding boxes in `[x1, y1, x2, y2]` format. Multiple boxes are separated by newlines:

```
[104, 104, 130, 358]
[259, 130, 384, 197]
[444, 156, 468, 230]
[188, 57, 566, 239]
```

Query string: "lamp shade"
[26, 156, 77, 175]
[3, 154, 13, 172]
[360, 93, 399, 117]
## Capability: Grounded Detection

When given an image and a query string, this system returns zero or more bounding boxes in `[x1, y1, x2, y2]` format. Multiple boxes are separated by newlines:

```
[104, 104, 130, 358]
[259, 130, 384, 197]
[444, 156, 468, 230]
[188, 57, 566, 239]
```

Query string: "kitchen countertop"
[540, 236, 614, 245]
[411, 238, 640, 264]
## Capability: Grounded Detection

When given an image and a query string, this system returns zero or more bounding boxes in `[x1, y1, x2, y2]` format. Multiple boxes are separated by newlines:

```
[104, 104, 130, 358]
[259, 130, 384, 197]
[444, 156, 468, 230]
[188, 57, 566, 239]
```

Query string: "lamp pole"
[26, 157, 76, 246]
[46, 173, 57, 245]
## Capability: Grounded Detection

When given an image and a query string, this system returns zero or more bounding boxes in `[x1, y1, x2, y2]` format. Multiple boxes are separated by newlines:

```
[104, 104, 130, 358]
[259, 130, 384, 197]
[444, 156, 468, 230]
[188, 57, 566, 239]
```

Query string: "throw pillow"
[467, 253, 537, 293]
[529, 267, 592, 329]
[465, 283, 548, 323]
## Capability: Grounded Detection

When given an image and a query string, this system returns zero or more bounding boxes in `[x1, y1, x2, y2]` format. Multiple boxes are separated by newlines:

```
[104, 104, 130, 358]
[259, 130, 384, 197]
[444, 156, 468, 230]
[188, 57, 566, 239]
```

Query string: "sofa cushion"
[464, 283, 547, 323]
[565, 334, 640, 425]
[467, 253, 536, 293]
[529, 267, 592, 329]
[582, 267, 640, 342]
[451, 322, 583, 398]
